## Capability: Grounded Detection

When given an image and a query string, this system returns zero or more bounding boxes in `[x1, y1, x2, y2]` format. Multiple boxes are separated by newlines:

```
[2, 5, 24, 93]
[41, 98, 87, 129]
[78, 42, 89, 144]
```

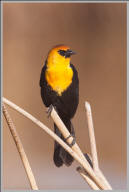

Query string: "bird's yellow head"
[45, 45, 76, 95]
[46, 45, 76, 68]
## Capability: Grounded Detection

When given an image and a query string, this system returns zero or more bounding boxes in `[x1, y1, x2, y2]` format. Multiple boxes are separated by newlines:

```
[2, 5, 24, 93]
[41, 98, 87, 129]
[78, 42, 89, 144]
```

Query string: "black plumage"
[40, 57, 79, 167]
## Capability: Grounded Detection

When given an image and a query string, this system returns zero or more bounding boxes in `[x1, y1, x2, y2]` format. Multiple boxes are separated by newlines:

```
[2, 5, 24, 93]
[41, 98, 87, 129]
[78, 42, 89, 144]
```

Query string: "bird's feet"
[47, 104, 53, 118]
[64, 133, 76, 147]
[47, 104, 57, 118]
[65, 123, 76, 147]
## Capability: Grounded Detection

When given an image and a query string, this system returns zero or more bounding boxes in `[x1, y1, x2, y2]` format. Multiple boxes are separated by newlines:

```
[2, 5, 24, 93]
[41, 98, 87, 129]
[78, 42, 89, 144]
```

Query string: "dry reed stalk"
[50, 107, 111, 189]
[85, 102, 99, 172]
[3, 98, 98, 189]
[3, 104, 38, 190]
[85, 102, 112, 189]
[3, 97, 112, 190]
[50, 108, 89, 163]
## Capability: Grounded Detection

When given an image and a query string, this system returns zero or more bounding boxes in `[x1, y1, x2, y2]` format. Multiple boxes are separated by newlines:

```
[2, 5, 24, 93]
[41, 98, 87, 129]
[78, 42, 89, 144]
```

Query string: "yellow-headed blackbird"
[40, 45, 79, 167]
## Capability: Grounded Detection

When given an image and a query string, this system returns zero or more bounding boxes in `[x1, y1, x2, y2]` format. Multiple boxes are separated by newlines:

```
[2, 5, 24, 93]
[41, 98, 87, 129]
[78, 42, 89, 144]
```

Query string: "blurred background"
[3, 2, 126, 190]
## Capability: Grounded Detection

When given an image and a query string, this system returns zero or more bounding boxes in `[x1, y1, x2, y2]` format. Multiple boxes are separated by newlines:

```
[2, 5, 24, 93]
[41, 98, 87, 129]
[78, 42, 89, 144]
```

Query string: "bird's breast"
[45, 66, 73, 96]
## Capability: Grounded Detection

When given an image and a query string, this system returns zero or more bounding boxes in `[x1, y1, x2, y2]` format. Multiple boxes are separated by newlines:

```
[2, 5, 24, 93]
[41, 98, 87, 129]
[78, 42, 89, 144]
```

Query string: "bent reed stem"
[3, 97, 112, 190]
[3, 104, 38, 190]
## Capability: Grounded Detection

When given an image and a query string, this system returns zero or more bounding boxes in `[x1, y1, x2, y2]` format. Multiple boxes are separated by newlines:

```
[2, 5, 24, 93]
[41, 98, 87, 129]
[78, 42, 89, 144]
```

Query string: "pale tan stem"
[85, 102, 112, 189]
[51, 108, 87, 163]
[50, 107, 110, 189]
[85, 102, 99, 172]
[3, 99, 101, 189]
[3, 97, 111, 190]
[98, 170, 112, 190]
[3, 104, 38, 190]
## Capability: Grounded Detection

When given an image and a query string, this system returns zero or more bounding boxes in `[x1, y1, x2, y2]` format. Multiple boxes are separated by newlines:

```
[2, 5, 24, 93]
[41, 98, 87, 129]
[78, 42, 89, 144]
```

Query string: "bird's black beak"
[65, 49, 76, 58]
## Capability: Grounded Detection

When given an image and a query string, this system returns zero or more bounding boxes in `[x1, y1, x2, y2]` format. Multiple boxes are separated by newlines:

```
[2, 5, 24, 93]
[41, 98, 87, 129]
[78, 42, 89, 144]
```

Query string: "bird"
[39, 45, 79, 167]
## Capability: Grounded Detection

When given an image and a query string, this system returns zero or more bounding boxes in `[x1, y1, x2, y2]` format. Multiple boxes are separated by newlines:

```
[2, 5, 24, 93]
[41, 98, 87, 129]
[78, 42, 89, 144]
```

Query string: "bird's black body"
[40, 50, 79, 167]
[40, 61, 79, 119]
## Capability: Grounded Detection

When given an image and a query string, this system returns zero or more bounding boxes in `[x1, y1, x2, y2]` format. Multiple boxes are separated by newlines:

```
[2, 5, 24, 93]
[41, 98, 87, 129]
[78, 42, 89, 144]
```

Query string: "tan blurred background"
[3, 2, 126, 190]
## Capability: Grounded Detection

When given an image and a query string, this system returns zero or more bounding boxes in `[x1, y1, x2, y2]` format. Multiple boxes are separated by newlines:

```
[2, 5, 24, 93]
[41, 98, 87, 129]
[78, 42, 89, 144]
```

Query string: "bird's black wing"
[40, 60, 60, 108]
[70, 63, 79, 99]
[39, 61, 52, 107]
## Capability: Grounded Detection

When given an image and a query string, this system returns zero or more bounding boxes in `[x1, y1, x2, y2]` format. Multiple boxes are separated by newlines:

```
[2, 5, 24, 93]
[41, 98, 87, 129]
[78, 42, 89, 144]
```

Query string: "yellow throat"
[45, 49, 73, 96]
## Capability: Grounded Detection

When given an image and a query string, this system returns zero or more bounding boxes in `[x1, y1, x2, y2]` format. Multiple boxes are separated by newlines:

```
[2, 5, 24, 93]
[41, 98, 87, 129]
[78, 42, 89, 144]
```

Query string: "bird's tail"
[53, 120, 75, 167]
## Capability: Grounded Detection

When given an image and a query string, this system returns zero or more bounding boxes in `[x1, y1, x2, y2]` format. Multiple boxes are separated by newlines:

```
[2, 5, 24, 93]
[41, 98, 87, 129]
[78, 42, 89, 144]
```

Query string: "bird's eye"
[58, 50, 66, 57]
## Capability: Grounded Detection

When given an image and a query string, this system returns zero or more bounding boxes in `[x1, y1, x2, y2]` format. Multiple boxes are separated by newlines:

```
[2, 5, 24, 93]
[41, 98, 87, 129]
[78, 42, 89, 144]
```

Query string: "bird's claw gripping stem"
[64, 134, 76, 147]
[47, 104, 54, 118]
